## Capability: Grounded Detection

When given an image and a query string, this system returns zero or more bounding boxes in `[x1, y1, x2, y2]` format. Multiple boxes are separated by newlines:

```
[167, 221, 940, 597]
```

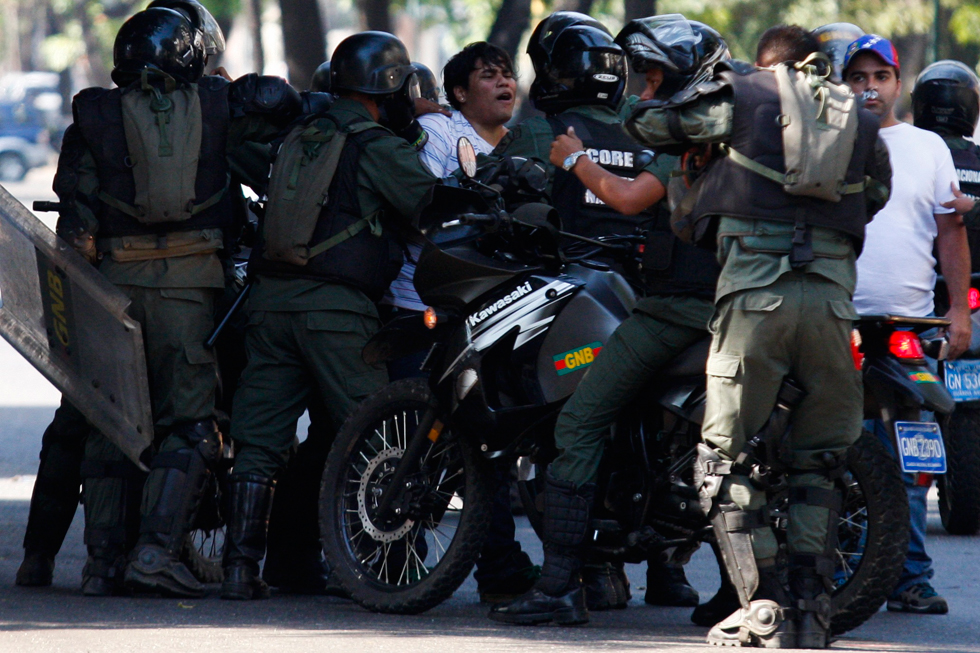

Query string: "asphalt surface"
[1, 168, 980, 651]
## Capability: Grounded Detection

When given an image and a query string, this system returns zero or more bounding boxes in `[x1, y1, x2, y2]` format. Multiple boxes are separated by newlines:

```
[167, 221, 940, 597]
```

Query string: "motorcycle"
[317, 147, 925, 635]
[932, 272, 980, 534]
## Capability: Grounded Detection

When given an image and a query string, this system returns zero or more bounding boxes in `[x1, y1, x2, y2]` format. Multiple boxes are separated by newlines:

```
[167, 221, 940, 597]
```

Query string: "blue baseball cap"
[842, 34, 900, 74]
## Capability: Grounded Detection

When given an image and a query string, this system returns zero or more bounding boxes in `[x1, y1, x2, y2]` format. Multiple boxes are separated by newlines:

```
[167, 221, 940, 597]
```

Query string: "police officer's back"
[221, 31, 439, 601]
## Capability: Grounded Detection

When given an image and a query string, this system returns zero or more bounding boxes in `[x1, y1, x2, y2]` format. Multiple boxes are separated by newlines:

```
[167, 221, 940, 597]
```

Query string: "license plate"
[944, 359, 980, 402]
[894, 421, 947, 474]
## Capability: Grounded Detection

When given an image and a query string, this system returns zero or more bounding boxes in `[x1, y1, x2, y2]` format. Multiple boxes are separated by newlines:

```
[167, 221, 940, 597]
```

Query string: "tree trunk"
[624, 0, 656, 98]
[555, 0, 594, 14]
[487, 0, 531, 62]
[279, 0, 327, 89]
[75, 1, 112, 87]
[624, 0, 655, 22]
[248, 0, 265, 74]
[360, 0, 391, 33]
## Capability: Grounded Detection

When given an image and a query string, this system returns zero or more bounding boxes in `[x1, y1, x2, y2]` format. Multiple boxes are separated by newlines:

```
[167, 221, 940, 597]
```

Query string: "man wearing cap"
[843, 33, 974, 615]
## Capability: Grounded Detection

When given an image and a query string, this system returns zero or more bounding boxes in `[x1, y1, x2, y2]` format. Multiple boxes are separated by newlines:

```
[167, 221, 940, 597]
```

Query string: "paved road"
[2, 171, 980, 652]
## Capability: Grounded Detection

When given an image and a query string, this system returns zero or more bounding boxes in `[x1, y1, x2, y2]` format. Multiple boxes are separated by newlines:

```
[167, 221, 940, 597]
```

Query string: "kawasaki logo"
[467, 281, 534, 327]
[553, 342, 603, 376]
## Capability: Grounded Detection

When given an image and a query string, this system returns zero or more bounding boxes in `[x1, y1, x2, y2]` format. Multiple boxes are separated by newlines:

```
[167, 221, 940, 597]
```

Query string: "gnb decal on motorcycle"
[467, 281, 534, 327]
[553, 342, 602, 376]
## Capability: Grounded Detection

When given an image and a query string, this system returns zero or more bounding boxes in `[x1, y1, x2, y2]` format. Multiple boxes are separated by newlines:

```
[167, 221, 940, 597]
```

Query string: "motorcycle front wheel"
[320, 378, 492, 614]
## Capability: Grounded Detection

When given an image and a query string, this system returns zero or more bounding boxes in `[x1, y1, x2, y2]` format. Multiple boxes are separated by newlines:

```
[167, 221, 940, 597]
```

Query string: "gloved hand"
[70, 232, 98, 265]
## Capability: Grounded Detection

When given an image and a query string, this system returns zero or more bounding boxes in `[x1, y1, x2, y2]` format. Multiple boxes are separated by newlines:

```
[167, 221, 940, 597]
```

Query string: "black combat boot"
[790, 563, 832, 649]
[125, 421, 221, 598]
[645, 556, 699, 607]
[221, 475, 275, 600]
[584, 562, 631, 610]
[81, 547, 128, 596]
[17, 420, 88, 587]
[489, 472, 594, 625]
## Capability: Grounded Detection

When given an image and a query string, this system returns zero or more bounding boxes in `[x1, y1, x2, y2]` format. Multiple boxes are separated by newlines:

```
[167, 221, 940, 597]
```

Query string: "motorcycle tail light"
[850, 329, 864, 370]
[969, 287, 980, 312]
[889, 330, 926, 360]
[423, 306, 438, 329]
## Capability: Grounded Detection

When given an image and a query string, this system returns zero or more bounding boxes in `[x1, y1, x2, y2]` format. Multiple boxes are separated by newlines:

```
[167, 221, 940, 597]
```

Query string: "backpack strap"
[303, 118, 385, 260]
[719, 143, 868, 196]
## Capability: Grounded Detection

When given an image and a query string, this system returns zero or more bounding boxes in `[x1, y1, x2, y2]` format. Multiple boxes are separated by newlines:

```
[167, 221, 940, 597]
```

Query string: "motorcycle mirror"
[457, 137, 478, 179]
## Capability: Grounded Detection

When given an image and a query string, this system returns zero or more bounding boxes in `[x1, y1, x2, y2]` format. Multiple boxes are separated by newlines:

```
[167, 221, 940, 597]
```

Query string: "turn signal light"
[889, 331, 926, 360]
[969, 287, 980, 311]
[423, 306, 438, 329]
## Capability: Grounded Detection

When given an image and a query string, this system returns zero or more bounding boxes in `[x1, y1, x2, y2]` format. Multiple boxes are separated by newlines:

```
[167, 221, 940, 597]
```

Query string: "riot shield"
[0, 186, 153, 467]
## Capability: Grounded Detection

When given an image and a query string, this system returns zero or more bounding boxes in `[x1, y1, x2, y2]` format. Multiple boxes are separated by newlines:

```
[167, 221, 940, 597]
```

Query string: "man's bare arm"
[936, 211, 972, 358]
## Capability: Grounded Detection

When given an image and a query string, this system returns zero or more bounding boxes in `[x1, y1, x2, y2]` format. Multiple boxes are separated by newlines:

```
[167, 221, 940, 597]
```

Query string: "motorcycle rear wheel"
[321, 378, 492, 614]
[937, 407, 980, 535]
[517, 430, 907, 635]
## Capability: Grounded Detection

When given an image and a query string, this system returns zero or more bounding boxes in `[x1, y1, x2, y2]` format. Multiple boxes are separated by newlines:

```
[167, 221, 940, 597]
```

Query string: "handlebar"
[33, 201, 63, 212]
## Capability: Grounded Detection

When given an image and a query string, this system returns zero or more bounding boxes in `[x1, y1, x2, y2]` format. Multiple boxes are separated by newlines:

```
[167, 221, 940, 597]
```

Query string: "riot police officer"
[913, 60, 980, 270]
[626, 25, 891, 647]
[488, 14, 725, 624]
[49, 6, 301, 597]
[812, 22, 865, 82]
[15, 0, 236, 593]
[221, 31, 440, 600]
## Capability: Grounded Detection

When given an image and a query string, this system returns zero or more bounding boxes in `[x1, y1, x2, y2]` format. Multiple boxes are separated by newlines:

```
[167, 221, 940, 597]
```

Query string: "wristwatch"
[562, 150, 587, 171]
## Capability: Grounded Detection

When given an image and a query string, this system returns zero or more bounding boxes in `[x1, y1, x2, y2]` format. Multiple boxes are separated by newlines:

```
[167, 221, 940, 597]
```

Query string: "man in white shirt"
[418, 41, 517, 176]
[844, 34, 974, 615]
[382, 42, 539, 604]
[382, 42, 517, 313]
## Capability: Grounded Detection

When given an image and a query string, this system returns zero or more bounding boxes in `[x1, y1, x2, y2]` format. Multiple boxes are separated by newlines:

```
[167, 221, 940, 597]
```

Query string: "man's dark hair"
[756, 25, 820, 66]
[443, 42, 515, 111]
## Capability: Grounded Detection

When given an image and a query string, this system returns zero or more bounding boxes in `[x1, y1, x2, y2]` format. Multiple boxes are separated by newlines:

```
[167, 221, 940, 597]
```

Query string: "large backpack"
[721, 53, 863, 203]
[262, 115, 378, 267]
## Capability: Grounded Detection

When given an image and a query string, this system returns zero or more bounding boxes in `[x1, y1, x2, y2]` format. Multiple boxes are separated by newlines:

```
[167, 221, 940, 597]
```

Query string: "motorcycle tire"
[937, 407, 980, 535]
[518, 430, 907, 635]
[321, 378, 492, 614]
[824, 429, 909, 635]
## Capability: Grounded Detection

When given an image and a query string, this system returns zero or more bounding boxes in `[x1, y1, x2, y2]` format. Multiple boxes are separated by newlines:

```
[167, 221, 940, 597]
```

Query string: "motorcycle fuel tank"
[536, 270, 634, 404]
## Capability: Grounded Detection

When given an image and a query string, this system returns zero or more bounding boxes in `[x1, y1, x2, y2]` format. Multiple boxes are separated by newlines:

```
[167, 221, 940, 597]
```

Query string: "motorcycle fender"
[361, 313, 443, 365]
[865, 356, 955, 415]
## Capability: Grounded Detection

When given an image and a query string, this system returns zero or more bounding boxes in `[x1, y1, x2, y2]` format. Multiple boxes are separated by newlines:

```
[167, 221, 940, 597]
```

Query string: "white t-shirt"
[417, 111, 495, 177]
[852, 122, 958, 317]
[381, 111, 498, 311]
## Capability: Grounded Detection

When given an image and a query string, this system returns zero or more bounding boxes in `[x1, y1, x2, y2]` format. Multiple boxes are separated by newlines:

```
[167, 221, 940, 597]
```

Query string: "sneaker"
[886, 582, 949, 614]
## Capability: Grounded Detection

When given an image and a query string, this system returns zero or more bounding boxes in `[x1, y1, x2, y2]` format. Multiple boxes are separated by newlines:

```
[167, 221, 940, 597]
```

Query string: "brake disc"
[357, 447, 416, 543]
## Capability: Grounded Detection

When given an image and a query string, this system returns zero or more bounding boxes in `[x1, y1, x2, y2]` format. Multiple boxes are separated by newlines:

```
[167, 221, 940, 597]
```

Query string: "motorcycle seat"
[661, 337, 710, 377]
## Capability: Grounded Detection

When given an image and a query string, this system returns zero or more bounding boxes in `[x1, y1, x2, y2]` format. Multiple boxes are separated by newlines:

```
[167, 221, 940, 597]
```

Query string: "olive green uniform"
[489, 104, 715, 488]
[626, 84, 892, 562]
[53, 103, 282, 590]
[230, 99, 439, 479]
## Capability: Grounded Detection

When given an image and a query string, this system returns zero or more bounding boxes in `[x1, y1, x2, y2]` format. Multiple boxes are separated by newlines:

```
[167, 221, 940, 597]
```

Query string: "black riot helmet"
[310, 61, 331, 92]
[147, 0, 226, 57]
[913, 60, 980, 137]
[331, 31, 418, 96]
[413, 62, 440, 103]
[812, 23, 865, 82]
[112, 8, 206, 87]
[527, 12, 628, 114]
[616, 14, 729, 100]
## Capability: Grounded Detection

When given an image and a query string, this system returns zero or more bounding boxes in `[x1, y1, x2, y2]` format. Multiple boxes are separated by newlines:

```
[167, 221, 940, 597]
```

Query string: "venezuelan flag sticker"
[554, 342, 603, 376]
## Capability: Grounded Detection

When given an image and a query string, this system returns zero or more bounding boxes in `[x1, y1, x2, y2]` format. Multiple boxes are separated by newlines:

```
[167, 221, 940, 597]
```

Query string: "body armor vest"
[946, 136, 980, 272]
[692, 68, 880, 247]
[548, 113, 719, 297]
[73, 76, 232, 238]
[251, 123, 404, 301]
